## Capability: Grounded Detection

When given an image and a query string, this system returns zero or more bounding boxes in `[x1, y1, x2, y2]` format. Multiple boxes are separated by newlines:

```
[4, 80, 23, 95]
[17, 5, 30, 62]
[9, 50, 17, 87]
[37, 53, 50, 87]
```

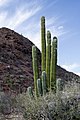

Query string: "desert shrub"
[0, 81, 79, 119]
[16, 81, 80, 120]
[0, 92, 12, 115]
[0, 91, 23, 115]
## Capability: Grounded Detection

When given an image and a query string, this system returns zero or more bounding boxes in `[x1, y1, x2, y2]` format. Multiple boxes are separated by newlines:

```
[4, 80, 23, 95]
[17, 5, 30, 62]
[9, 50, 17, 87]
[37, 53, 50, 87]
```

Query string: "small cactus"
[42, 71, 47, 95]
[56, 78, 63, 92]
[27, 87, 33, 98]
[37, 79, 42, 96]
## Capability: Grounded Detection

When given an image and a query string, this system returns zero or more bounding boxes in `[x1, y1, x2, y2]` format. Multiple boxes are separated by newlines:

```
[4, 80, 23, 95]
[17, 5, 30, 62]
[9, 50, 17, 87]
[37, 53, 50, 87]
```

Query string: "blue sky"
[0, 0, 80, 76]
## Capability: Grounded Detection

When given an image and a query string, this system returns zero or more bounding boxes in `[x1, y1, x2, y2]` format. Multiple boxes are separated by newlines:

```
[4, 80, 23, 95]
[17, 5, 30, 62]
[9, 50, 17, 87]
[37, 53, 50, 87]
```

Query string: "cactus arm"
[46, 31, 51, 90]
[37, 79, 42, 96]
[50, 37, 57, 92]
[32, 45, 39, 97]
[27, 87, 33, 98]
[42, 71, 47, 95]
[41, 16, 46, 71]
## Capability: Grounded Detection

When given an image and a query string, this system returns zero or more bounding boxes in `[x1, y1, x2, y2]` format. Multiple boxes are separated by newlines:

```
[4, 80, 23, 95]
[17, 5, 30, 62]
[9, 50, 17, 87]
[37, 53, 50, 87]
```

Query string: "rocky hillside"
[0, 27, 79, 93]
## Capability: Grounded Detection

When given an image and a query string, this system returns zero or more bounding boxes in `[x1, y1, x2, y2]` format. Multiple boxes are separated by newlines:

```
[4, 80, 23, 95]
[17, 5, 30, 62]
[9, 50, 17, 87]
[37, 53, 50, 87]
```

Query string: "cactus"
[41, 16, 46, 71]
[46, 31, 51, 90]
[32, 45, 39, 97]
[50, 37, 57, 92]
[37, 79, 42, 96]
[31, 17, 58, 98]
[27, 87, 33, 98]
[42, 71, 47, 95]
[56, 78, 63, 92]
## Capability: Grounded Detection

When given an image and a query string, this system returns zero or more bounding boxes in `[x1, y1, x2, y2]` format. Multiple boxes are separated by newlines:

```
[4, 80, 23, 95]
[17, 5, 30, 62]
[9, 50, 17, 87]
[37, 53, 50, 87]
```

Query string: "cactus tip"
[47, 30, 50, 33]
[47, 31, 51, 40]
[53, 36, 57, 39]
[41, 16, 45, 19]
[42, 71, 46, 74]
[53, 36, 57, 42]
[32, 45, 36, 52]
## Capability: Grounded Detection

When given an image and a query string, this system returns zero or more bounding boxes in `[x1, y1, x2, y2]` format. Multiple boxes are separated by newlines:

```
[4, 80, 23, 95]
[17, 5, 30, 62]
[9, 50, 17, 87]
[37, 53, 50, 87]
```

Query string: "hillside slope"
[0, 27, 79, 93]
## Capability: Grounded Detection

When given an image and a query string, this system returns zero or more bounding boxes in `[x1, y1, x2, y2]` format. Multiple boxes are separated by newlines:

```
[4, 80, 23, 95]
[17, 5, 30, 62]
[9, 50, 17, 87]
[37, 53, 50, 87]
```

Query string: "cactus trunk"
[46, 31, 51, 90]
[32, 45, 39, 97]
[50, 37, 57, 92]
[41, 16, 46, 71]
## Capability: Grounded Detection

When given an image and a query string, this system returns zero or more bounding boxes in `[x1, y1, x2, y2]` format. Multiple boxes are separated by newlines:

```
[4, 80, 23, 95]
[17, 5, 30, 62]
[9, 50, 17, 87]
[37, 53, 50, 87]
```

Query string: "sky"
[0, 0, 80, 76]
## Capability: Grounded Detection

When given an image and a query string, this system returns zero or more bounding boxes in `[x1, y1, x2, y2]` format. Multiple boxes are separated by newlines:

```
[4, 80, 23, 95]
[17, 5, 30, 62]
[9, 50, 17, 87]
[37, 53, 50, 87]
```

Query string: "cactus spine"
[32, 46, 39, 96]
[50, 37, 57, 92]
[41, 16, 46, 71]
[46, 31, 51, 90]
[37, 79, 42, 96]
[42, 71, 47, 95]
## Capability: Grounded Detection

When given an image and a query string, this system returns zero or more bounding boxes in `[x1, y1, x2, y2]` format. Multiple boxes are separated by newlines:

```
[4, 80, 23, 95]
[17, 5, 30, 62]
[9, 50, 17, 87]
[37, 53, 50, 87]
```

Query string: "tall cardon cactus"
[32, 45, 39, 97]
[46, 31, 51, 90]
[29, 17, 58, 99]
[41, 16, 46, 71]
[50, 37, 57, 92]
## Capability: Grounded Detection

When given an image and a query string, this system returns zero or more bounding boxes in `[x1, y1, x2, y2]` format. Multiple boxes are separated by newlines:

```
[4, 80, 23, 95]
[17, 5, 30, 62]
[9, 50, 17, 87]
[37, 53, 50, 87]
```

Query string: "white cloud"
[0, 0, 11, 6]
[0, 11, 8, 26]
[75, 72, 80, 76]
[0, 1, 41, 30]
[46, 16, 66, 37]
[61, 63, 80, 76]
[8, 6, 41, 29]
[58, 26, 63, 30]
[48, 25, 66, 37]
[62, 63, 80, 71]
[46, 17, 58, 27]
